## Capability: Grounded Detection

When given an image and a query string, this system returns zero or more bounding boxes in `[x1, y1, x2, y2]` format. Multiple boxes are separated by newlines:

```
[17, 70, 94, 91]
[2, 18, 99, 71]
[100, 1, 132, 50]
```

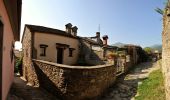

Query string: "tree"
[155, 0, 168, 15]
[155, 7, 164, 15]
[144, 47, 153, 54]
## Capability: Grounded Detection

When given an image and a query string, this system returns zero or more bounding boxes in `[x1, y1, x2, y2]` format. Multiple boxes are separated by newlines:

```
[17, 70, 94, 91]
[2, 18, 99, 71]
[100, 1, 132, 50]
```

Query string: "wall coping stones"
[32, 59, 114, 69]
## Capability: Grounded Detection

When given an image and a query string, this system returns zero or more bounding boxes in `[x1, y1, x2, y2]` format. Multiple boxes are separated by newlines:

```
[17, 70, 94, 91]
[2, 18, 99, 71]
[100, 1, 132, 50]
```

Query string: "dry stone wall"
[32, 59, 116, 100]
[22, 28, 39, 86]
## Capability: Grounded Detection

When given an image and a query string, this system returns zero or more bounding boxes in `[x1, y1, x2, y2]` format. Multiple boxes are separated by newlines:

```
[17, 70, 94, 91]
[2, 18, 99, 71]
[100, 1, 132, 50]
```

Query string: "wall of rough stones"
[162, 6, 170, 100]
[32, 59, 116, 100]
[22, 27, 39, 86]
[78, 39, 105, 65]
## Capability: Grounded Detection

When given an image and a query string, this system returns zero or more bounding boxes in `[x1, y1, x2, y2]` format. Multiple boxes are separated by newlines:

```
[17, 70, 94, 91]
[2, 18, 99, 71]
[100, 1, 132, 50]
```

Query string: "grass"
[135, 68, 165, 100]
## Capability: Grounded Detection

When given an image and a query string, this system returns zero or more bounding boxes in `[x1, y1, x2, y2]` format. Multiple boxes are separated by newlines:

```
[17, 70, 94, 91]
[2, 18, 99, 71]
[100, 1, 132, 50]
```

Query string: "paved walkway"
[7, 75, 59, 100]
[100, 61, 161, 100]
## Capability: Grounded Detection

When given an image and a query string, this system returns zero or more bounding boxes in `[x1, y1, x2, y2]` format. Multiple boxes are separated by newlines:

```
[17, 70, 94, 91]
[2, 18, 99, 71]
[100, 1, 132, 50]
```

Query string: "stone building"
[21, 23, 108, 65]
[0, 0, 22, 99]
[21, 23, 111, 84]
[21, 23, 147, 99]
[21, 23, 120, 100]
[78, 33, 106, 65]
[22, 23, 80, 65]
[124, 45, 139, 65]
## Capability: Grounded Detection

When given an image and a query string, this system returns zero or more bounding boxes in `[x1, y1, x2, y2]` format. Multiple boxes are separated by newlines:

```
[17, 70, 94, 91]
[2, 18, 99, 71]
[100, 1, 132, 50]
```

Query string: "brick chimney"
[65, 23, 72, 34]
[102, 35, 108, 46]
[71, 26, 78, 36]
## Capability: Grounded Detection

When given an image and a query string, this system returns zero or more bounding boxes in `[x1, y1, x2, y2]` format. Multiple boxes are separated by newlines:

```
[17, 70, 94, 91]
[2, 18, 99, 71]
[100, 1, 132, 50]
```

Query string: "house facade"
[22, 24, 80, 65]
[0, 0, 22, 99]
[22, 23, 107, 65]
[22, 23, 110, 84]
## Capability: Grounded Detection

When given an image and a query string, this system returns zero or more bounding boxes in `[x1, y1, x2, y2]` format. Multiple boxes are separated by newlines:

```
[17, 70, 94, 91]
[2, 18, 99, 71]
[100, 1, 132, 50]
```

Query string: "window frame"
[69, 48, 75, 57]
[39, 44, 48, 57]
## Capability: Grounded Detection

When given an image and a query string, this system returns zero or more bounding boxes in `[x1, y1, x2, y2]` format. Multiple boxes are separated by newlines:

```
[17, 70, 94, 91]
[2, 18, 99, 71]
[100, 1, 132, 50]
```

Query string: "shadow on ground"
[8, 61, 157, 100]
[7, 74, 59, 100]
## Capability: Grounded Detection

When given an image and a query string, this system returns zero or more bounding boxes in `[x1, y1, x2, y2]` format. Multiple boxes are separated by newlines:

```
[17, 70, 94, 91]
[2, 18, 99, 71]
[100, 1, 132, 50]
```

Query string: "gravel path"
[100, 61, 161, 100]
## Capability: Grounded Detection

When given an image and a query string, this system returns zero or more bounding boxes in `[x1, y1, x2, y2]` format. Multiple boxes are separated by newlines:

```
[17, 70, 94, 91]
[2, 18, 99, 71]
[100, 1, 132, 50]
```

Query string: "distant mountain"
[111, 42, 126, 47]
[112, 43, 162, 52]
[150, 44, 162, 52]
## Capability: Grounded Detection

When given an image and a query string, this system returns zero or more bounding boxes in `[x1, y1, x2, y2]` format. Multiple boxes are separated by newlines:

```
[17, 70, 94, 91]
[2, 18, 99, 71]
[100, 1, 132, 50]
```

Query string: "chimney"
[102, 35, 108, 46]
[96, 32, 100, 43]
[71, 26, 78, 36]
[65, 23, 72, 34]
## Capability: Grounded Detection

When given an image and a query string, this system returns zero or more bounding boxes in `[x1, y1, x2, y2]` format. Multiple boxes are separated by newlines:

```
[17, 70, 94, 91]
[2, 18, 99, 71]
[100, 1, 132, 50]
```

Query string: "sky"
[15, 0, 165, 50]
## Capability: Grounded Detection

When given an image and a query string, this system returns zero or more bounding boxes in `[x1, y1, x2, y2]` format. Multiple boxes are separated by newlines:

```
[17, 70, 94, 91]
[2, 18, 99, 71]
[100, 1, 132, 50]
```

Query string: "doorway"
[0, 20, 3, 98]
[57, 48, 63, 64]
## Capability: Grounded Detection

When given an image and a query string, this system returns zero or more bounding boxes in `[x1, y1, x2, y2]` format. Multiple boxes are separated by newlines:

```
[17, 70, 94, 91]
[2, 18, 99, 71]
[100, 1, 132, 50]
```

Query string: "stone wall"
[31, 59, 116, 100]
[78, 39, 105, 65]
[22, 27, 39, 86]
[162, 5, 170, 100]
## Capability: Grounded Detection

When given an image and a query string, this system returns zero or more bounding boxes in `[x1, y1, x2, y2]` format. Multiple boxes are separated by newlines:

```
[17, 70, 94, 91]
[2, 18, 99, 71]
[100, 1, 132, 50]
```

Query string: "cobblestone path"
[7, 75, 59, 100]
[100, 61, 161, 100]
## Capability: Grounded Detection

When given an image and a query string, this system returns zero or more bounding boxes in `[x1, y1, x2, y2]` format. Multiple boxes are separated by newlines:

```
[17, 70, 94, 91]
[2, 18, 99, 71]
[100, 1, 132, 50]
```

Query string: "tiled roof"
[25, 24, 77, 38]
[23, 24, 104, 47]
[81, 37, 102, 45]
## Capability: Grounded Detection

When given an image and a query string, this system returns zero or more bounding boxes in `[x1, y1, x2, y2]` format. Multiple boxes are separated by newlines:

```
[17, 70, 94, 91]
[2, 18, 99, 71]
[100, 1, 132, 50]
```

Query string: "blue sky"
[15, 0, 165, 49]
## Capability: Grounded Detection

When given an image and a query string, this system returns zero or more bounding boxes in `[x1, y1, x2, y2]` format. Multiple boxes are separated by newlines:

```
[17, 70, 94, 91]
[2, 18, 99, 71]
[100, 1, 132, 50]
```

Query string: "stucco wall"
[34, 32, 79, 65]
[0, 0, 15, 99]
[32, 59, 116, 100]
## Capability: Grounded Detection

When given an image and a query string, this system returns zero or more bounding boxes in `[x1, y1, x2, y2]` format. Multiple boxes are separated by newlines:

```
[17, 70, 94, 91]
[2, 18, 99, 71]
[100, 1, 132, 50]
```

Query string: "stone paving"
[100, 61, 161, 100]
[7, 75, 59, 100]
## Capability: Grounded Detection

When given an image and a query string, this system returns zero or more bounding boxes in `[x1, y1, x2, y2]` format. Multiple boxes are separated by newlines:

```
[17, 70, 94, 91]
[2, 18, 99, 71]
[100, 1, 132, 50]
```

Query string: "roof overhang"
[3, 0, 22, 41]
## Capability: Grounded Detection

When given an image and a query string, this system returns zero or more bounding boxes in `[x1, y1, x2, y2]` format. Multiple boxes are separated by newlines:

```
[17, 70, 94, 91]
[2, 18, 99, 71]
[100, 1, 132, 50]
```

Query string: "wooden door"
[57, 48, 63, 64]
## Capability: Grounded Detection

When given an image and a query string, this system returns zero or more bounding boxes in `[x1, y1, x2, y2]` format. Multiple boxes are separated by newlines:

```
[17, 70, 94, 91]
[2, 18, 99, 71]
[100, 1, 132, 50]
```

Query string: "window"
[10, 42, 14, 62]
[69, 48, 75, 57]
[40, 44, 48, 56]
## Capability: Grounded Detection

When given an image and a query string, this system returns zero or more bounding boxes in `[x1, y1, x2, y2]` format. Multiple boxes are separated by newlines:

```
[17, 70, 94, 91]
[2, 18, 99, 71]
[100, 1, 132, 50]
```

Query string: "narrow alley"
[8, 61, 161, 100]
[100, 61, 161, 100]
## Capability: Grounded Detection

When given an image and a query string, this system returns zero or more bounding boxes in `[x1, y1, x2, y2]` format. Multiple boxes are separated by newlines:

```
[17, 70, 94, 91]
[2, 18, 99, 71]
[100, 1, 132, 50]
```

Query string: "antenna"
[98, 24, 100, 32]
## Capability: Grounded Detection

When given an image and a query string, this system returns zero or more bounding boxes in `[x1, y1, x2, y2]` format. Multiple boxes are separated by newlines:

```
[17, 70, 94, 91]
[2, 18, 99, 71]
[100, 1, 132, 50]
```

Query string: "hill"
[111, 42, 126, 47]
[150, 44, 162, 52]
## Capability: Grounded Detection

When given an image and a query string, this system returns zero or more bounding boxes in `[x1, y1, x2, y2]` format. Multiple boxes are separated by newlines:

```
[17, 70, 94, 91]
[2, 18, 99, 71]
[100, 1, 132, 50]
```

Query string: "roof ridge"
[25, 24, 66, 33]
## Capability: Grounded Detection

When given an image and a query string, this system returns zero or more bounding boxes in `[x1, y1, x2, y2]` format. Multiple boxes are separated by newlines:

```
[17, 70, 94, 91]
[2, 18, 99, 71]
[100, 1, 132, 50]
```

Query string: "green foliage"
[155, 7, 164, 15]
[135, 68, 165, 100]
[155, 0, 168, 15]
[144, 47, 153, 54]
[15, 57, 22, 73]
